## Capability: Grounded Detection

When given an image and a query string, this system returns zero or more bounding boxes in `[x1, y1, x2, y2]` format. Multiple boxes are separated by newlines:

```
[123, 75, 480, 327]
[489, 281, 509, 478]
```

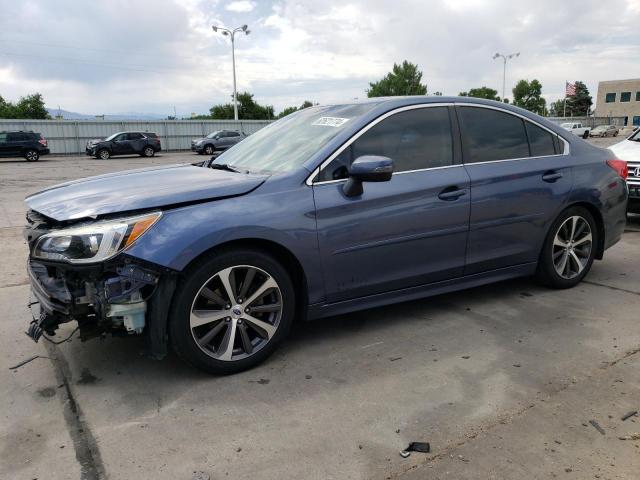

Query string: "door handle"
[542, 171, 563, 182]
[438, 187, 467, 201]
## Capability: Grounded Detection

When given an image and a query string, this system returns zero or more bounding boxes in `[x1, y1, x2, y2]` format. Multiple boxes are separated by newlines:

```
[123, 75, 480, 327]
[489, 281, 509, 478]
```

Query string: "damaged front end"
[24, 209, 176, 357]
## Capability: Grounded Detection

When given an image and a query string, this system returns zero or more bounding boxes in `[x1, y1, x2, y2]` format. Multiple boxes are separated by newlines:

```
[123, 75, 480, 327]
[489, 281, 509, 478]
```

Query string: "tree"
[0, 92, 50, 119]
[277, 100, 314, 119]
[565, 81, 592, 116]
[208, 92, 274, 120]
[367, 61, 427, 97]
[512, 79, 546, 113]
[458, 86, 501, 101]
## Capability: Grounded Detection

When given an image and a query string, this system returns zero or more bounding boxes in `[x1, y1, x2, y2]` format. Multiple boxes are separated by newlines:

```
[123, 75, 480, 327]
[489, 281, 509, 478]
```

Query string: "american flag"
[565, 81, 576, 97]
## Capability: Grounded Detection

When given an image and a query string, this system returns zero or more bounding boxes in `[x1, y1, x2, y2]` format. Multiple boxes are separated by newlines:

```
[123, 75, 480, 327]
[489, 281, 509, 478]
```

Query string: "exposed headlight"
[33, 212, 161, 264]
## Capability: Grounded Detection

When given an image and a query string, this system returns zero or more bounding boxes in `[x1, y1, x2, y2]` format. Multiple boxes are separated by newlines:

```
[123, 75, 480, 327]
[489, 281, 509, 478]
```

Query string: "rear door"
[313, 105, 471, 302]
[457, 105, 572, 274]
[5, 133, 25, 156]
[127, 132, 145, 152]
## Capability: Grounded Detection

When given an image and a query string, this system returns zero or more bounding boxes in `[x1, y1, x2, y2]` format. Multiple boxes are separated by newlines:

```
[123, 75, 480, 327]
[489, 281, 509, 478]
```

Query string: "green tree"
[209, 92, 274, 120]
[459, 86, 501, 101]
[277, 100, 314, 119]
[367, 61, 427, 97]
[565, 81, 592, 116]
[0, 92, 50, 119]
[512, 79, 546, 113]
[549, 99, 565, 117]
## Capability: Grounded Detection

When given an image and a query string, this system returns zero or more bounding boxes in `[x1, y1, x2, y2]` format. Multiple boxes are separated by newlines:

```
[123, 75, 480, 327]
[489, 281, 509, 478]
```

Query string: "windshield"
[206, 131, 222, 139]
[213, 103, 380, 174]
[105, 132, 120, 141]
[629, 129, 640, 141]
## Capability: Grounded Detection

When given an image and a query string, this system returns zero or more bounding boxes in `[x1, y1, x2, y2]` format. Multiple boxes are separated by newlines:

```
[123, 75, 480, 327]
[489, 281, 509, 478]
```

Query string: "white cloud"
[225, 1, 255, 12]
[0, 0, 638, 115]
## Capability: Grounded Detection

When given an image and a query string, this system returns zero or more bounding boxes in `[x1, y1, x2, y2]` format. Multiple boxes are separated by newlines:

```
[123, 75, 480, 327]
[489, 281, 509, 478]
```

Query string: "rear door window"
[525, 122, 556, 157]
[127, 133, 144, 140]
[458, 107, 529, 163]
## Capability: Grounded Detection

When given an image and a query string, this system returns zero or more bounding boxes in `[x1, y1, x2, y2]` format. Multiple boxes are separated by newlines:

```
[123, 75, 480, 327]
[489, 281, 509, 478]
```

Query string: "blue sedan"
[24, 97, 628, 374]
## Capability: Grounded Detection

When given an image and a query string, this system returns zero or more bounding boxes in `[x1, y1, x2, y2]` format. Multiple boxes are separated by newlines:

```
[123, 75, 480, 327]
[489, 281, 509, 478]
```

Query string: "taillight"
[38, 137, 47, 147]
[606, 159, 628, 179]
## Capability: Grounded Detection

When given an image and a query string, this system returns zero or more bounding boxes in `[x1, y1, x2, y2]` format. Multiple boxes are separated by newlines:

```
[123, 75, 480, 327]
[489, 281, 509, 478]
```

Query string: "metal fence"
[547, 116, 627, 127]
[0, 119, 272, 155]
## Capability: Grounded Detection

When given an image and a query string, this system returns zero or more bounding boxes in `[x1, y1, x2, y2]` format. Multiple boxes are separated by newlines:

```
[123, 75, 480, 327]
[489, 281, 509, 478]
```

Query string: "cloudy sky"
[0, 0, 638, 116]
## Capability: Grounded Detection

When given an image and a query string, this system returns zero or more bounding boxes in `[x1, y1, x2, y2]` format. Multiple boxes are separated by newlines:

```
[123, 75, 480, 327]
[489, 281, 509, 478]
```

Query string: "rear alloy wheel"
[24, 149, 39, 162]
[97, 149, 110, 160]
[142, 146, 155, 157]
[583, 131, 589, 139]
[536, 207, 597, 288]
[204, 144, 214, 155]
[170, 250, 294, 374]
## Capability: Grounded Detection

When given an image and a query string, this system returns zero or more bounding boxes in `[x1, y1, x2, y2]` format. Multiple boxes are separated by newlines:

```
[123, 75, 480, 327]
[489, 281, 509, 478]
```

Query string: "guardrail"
[0, 119, 272, 155]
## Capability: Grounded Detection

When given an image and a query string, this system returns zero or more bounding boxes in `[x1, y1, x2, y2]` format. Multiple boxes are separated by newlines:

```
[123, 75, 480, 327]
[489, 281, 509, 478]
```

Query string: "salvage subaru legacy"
[24, 97, 628, 374]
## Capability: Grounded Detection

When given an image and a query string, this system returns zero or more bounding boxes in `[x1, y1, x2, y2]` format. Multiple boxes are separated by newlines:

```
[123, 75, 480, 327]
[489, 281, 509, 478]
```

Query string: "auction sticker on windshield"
[312, 117, 350, 127]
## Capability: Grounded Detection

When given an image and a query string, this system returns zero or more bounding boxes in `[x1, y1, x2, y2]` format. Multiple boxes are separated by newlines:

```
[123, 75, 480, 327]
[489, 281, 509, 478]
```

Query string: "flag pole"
[563, 81, 567, 118]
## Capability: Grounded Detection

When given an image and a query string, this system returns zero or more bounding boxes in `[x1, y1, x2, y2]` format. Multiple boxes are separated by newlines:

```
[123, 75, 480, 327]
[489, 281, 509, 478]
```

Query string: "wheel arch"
[181, 237, 309, 321]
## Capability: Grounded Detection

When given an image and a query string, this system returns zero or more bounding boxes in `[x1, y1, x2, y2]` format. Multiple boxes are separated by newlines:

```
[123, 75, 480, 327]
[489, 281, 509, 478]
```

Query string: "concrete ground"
[1, 139, 640, 480]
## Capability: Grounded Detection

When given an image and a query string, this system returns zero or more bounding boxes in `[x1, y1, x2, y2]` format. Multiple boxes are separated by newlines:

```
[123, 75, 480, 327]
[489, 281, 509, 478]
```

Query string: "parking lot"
[2, 138, 640, 479]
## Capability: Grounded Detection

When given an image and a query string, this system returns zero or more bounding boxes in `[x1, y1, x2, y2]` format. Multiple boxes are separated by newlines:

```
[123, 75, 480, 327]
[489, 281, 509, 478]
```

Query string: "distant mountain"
[46, 108, 167, 121]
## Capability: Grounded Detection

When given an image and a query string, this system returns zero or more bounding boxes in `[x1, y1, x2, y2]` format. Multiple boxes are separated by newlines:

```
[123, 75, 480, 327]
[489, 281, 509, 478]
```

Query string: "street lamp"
[212, 24, 250, 121]
[492, 52, 520, 102]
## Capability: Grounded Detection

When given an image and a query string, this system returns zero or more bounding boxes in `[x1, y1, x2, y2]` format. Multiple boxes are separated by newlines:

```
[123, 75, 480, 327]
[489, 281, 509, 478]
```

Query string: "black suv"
[0, 131, 50, 162]
[86, 132, 161, 160]
[191, 130, 245, 155]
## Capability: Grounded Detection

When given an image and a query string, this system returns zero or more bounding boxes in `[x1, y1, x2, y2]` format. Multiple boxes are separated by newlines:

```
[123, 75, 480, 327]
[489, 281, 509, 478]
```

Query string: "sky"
[0, 0, 638, 117]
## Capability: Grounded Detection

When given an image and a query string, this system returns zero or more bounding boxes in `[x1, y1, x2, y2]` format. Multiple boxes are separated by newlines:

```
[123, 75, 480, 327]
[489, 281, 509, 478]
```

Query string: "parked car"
[23, 97, 628, 374]
[86, 132, 161, 159]
[590, 125, 619, 138]
[609, 128, 640, 213]
[561, 122, 591, 139]
[191, 130, 245, 155]
[0, 131, 49, 161]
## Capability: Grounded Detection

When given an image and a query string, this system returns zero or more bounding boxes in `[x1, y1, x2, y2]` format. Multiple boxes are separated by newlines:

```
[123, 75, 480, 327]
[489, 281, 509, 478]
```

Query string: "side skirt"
[307, 262, 538, 320]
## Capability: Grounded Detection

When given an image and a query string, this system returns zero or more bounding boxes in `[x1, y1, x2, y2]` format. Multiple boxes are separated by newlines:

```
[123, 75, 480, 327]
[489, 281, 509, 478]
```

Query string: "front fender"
[125, 185, 325, 304]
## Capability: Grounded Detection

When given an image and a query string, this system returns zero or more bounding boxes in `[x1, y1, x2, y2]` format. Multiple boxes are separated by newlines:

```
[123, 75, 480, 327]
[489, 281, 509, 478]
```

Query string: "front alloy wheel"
[204, 145, 214, 155]
[190, 265, 282, 361]
[170, 249, 294, 374]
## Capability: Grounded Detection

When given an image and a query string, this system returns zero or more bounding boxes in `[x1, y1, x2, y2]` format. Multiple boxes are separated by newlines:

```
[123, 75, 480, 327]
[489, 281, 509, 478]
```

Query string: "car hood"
[25, 164, 268, 221]
[609, 139, 640, 161]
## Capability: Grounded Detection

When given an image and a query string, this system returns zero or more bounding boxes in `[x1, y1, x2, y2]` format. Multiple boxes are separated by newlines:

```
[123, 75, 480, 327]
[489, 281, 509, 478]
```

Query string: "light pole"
[212, 24, 250, 121]
[492, 52, 519, 102]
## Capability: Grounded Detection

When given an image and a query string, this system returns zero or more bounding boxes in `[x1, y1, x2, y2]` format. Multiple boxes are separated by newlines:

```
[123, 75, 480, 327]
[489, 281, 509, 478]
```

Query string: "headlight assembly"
[33, 212, 161, 264]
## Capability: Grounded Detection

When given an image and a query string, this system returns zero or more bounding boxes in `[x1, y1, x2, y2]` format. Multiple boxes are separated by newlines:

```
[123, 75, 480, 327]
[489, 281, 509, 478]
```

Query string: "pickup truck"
[560, 122, 590, 139]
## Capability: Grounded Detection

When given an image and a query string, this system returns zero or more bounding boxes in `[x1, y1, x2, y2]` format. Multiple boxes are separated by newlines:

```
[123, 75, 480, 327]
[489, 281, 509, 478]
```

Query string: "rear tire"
[536, 206, 597, 289]
[582, 131, 589, 139]
[169, 249, 295, 375]
[142, 146, 155, 157]
[97, 149, 110, 160]
[24, 149, 39, 162]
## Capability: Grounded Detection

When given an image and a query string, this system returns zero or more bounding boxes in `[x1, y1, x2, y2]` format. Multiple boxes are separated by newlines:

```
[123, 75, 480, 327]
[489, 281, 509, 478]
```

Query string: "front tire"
[536, 206, 597, 289]
[204, 144, 214, 155]
[24, 149, 39, 162]
[582, 131, 589, 139]
[97, 149, 110, 160]
[169, 249, 295, 374]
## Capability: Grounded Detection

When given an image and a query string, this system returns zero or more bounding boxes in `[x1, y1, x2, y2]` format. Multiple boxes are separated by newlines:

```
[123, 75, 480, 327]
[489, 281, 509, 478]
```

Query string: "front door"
[312, 106, 471, 303]
[112, 133, 132, 154]
[456, 105, 573, 274]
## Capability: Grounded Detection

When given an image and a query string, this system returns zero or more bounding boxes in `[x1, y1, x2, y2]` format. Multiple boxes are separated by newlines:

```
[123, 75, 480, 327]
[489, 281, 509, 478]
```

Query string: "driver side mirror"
[343, 155, 394, 197]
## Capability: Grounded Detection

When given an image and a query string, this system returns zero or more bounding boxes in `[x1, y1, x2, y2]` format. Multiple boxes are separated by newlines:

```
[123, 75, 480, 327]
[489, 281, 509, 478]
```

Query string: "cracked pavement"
[1, 144, 639, 479]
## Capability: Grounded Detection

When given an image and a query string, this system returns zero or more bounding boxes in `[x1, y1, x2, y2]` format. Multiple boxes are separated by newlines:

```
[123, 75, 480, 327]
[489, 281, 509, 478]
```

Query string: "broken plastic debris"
[400, 442, 431, 458]
[621, 411, 638, 421]
[589, 420, 605, 435]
